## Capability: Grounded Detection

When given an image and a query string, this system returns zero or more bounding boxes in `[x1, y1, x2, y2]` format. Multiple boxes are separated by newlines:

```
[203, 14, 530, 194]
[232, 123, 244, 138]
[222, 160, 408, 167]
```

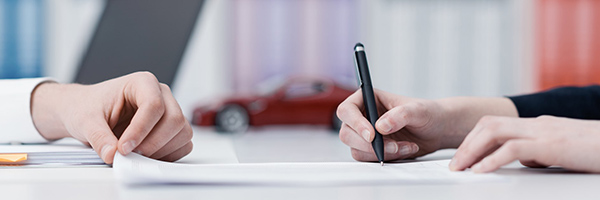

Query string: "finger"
[339, 123, 415, 155]
[118, 74, 166, 155]
[339, 123, 374, 152]
[450, 116, 525, 171]
[78, 117, 119, 164]
[471, 139, 537, 173]
[150, 122, 193, 159]
[159, 142, 194, 162]
[337, 90, 375, 142]
[350, 141, 419, 162]
[375, 102, 430, 134]
[372, 89, 406, 109]
[134, 84, 186, 157]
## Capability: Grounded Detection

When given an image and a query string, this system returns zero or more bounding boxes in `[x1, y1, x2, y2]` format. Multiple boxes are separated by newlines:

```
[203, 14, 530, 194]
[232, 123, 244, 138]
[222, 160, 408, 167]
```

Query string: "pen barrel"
[354, 49, 385, 162]
[355, 51, 378, 123]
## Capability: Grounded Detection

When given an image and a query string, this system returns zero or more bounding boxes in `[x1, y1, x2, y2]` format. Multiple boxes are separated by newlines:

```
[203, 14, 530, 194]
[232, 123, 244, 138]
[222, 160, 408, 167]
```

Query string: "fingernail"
[399, 145, 411, 155]
[449, 158, 458, 171]
[361, 130, 371, 141]
[378, 118, 392, 133]
[411, 143, 419, 153]
[122, 141, 136, 154]
[385, 141, 398, 154]
[100, 144, 114, 161]
[472, 162, 484, 173]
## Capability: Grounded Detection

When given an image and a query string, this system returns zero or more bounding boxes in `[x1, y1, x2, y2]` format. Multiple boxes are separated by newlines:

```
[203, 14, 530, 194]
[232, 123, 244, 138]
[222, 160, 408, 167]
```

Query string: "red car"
[192, 77, 355, 133]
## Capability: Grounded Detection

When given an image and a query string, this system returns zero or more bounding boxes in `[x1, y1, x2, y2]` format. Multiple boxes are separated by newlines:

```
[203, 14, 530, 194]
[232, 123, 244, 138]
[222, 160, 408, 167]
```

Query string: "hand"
[336, 89, 457, 161]
[450, 115, 600, 173]
[30, 72, 193, 164]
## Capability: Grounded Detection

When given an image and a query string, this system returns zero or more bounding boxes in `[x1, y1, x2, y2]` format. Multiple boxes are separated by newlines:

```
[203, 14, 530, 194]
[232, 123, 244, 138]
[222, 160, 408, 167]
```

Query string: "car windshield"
[255, 76, 287, 96]
[256, 76, 331, 98]
[284, 82, 327, 99]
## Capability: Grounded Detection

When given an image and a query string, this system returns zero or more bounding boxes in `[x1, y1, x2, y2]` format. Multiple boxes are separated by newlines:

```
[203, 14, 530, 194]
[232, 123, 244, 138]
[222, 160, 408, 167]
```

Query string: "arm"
[509, 85, 600, 119]
[450, 86, 600, 173]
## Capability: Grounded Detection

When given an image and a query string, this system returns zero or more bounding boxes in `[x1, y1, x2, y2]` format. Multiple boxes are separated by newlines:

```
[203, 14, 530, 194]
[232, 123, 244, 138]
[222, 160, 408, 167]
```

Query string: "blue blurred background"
[0, 0, 44, 78]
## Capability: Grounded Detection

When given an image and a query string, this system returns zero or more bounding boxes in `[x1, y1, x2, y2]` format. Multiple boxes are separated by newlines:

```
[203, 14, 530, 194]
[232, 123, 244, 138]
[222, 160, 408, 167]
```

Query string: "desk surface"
[1, 126, 598, 200]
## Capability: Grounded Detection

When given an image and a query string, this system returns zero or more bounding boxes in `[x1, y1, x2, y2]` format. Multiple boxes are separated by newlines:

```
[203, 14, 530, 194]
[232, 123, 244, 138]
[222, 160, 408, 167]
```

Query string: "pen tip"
[380, 161, 384, 166]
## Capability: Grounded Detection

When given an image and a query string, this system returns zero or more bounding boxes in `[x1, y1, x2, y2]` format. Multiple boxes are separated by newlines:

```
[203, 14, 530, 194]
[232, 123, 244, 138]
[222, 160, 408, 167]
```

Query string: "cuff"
[0, 77, 56, 144]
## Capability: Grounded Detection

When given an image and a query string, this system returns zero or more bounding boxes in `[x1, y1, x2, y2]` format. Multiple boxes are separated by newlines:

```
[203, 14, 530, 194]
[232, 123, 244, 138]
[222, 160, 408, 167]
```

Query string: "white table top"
[1, 126, 599, 200]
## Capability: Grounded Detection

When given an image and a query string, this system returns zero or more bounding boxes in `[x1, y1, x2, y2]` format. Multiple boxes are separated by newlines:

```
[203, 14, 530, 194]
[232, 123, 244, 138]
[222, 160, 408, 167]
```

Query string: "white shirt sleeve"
[0, 78, 55, 144]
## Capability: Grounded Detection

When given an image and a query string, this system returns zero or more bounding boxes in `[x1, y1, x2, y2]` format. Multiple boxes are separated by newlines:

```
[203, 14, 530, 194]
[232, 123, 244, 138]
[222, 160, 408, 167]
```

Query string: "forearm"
[437, 97, 518, 148]
[509, 85, 600, 119]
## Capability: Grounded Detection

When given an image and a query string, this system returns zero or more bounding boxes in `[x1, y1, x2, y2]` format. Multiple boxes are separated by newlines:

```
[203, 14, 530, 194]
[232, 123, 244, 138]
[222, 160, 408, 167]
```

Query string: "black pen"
[353, 43, 384, 166]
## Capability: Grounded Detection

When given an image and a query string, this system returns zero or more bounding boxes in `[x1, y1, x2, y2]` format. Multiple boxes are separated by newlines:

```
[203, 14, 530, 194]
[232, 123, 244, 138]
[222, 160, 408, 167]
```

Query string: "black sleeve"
[508, 85, 600, 119]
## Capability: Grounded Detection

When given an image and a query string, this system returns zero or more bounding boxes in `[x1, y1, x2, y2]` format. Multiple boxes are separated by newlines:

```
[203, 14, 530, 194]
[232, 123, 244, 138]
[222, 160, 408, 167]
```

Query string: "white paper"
[113, 153, 504, 186]
[0, 138, 95, 153]
[0, 138, 106, 167]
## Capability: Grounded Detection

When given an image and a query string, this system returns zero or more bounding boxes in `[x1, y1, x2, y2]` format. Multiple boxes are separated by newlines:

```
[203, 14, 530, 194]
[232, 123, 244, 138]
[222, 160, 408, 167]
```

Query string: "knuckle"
[173, 144, 193, 161]
[336, 104, 349, 120]
[350, 149, 364, 161]
[126, 125, 145, 138]
[479, 116, 501, 132]
[140, 140, 164, 154]
[503, 141, 521, 155]
[478, 115, 496, 125]
[536, 115, 555, 123]
[395, 106, 409, 120]
[169, 113, 187, 129]
[135, 71, 157, 80]
[416, 101, 433, 119]
[457, 146, 473, 159]
[338, 127, 352, 145]
[336, 105, 363, 129]
[147, 97, 166, 113]
[412, 101, 427, 113]
[184, 142, 194, 154]
[182, 126, 194, 142]
[86, 129, 107, 145]
[160, 83, 171, 92]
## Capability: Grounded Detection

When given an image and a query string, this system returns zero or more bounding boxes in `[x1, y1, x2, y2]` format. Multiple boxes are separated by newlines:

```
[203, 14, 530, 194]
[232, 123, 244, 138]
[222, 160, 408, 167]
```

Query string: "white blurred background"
[37, 0, 536, 118]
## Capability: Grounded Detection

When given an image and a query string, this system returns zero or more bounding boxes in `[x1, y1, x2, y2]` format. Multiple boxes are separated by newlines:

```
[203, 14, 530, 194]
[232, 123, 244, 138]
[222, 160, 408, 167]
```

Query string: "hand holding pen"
[352, 43, 385, 165]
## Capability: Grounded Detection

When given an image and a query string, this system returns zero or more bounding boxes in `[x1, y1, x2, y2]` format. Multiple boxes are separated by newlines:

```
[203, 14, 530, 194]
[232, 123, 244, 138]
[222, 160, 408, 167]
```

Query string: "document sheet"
[0, 139, 106, 167]
[114, 153, 504, 186]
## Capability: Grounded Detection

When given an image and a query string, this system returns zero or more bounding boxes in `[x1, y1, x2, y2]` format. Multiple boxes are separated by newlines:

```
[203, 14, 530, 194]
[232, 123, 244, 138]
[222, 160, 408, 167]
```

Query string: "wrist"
[435, 98, 469, 148]
[31, 82, 70, 140]
[436, 97, 519, 148]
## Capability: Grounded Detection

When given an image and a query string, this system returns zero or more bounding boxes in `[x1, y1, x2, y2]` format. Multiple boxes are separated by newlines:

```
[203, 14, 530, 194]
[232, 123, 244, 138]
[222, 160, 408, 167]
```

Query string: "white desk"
[1, 126, 599, 200]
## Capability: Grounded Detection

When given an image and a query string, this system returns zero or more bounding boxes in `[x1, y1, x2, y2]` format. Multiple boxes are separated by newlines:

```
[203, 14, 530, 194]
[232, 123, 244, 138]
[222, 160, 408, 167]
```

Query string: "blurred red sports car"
[192, 77, 355, 133]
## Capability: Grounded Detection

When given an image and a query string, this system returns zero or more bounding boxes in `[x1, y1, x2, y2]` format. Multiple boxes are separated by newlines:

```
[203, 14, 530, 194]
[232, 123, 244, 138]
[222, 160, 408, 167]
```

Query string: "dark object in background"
[75, 0, 204, 86]
[192, 77, 354, 133]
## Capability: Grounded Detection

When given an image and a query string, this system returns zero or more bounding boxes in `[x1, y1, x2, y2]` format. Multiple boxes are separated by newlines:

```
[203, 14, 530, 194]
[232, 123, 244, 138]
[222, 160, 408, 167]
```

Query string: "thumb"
[375, 102, 430, 134]
[80, 119, 119, 164]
